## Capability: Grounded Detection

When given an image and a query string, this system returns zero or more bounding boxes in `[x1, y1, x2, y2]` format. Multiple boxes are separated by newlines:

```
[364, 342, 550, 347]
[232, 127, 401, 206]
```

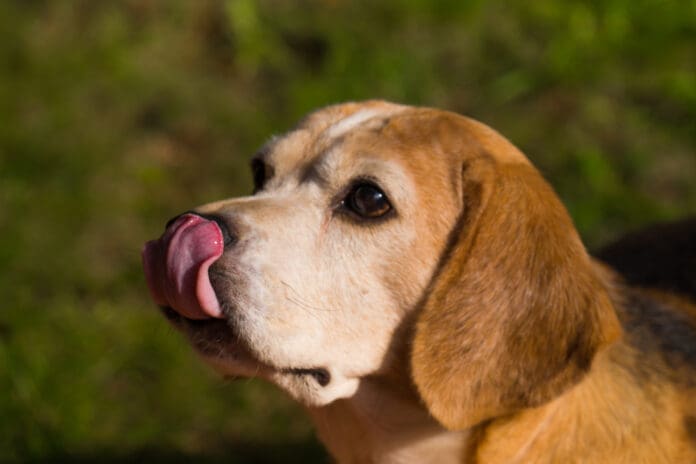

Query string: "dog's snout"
[167, 211, 237, 248]
[200, 214, 237, 248]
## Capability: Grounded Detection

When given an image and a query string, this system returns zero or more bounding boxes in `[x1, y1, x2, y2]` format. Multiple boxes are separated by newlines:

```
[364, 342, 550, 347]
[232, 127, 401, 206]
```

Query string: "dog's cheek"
[223, 217, 333, 362]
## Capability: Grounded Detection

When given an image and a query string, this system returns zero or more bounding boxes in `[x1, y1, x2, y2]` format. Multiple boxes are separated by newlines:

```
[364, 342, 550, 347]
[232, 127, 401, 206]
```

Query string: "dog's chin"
[159, 306, 259, 370]
[159, 307, 360, 406]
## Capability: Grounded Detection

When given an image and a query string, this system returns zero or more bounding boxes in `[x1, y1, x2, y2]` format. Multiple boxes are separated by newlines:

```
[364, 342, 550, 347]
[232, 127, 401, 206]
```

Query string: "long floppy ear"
[411, 158, 621, 430]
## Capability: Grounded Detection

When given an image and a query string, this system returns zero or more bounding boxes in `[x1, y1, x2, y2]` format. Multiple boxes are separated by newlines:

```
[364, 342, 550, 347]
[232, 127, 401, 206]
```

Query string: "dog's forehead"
[300, 100, 408, 136]
[258, 101, 408, 171]
[258, 101, 529, 180]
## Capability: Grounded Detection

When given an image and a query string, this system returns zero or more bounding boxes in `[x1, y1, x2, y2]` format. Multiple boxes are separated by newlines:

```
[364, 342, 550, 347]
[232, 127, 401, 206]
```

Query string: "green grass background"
[1, 1, 694, 462]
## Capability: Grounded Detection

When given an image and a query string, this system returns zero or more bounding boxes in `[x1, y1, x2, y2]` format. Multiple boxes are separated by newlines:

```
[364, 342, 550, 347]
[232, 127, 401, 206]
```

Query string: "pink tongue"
[142, 214, 224, 319]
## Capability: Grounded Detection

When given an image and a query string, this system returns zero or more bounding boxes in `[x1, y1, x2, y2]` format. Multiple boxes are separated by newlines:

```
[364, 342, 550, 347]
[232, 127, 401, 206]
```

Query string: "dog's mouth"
[159, 305, 227, 329]
[157, 305, 248, 362]
[143, 214, 333, 388]
[142, 213, 225, 320]
[162, 305, 332, 386]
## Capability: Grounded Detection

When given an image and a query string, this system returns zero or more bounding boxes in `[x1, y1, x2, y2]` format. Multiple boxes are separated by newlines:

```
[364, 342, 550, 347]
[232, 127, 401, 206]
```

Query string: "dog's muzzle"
[142, 213, 225, 320]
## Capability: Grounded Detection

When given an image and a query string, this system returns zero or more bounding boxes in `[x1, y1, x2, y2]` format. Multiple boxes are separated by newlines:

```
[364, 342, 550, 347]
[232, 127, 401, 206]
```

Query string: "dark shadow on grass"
[22, 439, 328, 464]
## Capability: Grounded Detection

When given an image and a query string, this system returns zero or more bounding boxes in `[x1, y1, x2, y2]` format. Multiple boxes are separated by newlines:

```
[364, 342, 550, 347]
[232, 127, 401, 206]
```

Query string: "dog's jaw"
[186, 324, 466, 464]
[165, 311, 362, 406]
[270, 369, 360, 407]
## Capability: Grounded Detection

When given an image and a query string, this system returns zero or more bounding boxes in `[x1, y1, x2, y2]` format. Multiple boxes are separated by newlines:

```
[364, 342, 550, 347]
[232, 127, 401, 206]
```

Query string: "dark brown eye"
[344, 183, 392, 219]
[251, 159, 272, 193]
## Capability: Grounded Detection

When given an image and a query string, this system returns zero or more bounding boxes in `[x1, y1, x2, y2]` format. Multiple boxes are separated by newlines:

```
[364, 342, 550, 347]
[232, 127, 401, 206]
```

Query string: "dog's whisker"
[279, 280, 337, 313]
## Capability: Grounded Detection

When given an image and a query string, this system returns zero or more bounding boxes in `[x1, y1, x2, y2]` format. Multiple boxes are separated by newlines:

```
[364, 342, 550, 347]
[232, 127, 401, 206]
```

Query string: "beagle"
[142, 101, 696, 463]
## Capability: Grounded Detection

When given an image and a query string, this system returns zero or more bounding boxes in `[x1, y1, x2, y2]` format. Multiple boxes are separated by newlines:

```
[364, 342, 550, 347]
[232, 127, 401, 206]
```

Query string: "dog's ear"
[411, 158, 621, 430]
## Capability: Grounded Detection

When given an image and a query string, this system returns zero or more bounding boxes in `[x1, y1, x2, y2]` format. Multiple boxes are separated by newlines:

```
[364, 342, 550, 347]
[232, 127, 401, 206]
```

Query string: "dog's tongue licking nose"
[142, 214, 224, 320]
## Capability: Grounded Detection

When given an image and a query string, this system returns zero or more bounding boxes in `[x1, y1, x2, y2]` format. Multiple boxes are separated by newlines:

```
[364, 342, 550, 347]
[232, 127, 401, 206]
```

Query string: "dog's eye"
[251, 159, 272, 193]
[344, 183, 392, 219]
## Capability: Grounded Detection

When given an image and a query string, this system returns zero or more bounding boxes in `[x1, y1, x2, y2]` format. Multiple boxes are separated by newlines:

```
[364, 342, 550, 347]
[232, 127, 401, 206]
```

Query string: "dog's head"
[143, 101, 620, 421]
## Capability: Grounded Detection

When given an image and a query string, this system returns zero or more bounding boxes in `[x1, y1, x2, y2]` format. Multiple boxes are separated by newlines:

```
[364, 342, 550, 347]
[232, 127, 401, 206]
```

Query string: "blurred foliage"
[0, 0, 694, 462]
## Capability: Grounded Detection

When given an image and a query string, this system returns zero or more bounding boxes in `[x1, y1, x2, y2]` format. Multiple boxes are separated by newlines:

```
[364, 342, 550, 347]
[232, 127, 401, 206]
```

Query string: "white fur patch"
[325, 108, 385, 140]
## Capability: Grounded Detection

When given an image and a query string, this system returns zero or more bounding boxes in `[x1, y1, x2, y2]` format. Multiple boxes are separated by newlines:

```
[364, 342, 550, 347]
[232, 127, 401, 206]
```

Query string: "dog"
[143, 101, 696, 463]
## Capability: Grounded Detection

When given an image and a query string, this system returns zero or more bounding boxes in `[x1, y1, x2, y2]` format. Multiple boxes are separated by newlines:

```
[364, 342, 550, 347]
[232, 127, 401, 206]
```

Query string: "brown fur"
[406, 106, 696, 462]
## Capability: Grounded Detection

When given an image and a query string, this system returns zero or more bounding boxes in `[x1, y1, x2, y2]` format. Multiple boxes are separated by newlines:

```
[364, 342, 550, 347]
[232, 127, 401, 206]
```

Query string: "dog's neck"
[466, 341, 692, 464]
[306, 375, 466, 464]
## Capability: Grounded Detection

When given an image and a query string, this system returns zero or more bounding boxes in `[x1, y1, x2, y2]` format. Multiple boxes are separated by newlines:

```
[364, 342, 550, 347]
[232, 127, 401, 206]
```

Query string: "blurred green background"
[1, 0, 694, 462]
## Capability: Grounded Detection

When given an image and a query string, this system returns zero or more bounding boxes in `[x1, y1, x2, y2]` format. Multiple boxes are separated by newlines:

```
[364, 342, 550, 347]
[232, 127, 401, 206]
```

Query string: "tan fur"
[405, 107, 696, 461]
[466, 349, 694, 463]
[154, 101, 696, 463]
[412, 160, 622, 429]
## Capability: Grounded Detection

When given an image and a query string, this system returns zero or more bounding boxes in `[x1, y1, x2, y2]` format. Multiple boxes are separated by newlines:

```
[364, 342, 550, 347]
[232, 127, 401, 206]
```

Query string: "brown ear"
[411, 159, 621, 430]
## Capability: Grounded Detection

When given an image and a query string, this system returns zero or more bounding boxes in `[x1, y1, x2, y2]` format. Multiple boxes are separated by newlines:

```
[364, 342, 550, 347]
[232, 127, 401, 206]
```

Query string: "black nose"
[165, 211, 237, 247]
